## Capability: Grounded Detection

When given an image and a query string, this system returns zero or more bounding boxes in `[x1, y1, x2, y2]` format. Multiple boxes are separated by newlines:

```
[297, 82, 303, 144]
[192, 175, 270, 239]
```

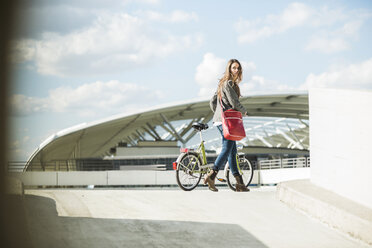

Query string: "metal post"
[280, 158, 283, 169]
[258, 160, 261, 188]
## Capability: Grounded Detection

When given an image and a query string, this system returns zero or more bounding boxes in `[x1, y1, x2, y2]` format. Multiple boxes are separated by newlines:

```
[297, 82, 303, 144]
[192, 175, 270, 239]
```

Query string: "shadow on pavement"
[23, 194, 268, 248]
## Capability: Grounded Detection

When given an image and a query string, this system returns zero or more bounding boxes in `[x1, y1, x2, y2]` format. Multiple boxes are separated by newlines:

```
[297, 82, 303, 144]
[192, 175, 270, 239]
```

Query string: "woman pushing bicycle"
[206, 59, 249, 192]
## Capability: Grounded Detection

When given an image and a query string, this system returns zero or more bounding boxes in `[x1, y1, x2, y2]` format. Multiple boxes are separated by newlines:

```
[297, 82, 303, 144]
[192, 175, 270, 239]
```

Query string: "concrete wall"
[8, 171, 57, 186]
[58, 171, 107, 186]
[309, 88, 372, 209]
[116, 147, 179, 156]
[8, 168, 309, 187]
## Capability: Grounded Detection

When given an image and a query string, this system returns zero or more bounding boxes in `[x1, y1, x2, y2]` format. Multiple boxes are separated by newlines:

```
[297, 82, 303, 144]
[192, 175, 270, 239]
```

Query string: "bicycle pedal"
[217, 178, 226, 182]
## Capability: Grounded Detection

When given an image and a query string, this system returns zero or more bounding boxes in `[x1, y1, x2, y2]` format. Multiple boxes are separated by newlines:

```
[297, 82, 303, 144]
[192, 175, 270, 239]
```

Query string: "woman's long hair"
[217, 59, 243, 99]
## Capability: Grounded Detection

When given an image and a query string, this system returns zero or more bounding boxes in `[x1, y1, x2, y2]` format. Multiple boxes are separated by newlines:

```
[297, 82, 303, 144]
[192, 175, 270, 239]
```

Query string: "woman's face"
[230, 62, 240, 76]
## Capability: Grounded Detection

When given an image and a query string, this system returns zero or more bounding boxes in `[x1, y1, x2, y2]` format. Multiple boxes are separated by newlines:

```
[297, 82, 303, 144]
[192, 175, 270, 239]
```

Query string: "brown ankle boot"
[204, 170, 218, 192]
[234, 175, 249, 192]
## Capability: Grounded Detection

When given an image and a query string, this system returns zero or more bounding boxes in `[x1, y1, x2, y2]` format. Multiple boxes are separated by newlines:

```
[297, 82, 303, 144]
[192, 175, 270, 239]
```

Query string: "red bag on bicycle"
[220, 99, 246, 141]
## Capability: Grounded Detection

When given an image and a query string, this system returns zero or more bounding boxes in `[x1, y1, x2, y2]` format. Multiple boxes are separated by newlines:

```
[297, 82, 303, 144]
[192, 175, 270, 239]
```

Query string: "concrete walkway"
[24, 187, 370, 248]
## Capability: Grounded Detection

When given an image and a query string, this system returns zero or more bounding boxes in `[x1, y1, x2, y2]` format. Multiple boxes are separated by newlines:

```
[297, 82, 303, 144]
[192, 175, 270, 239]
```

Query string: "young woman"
[207, 59, 249, 192]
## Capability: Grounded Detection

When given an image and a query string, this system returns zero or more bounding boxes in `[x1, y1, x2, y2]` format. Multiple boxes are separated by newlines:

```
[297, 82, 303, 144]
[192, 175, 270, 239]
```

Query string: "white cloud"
[305, 36, 349, 53]
[9, 138, 28, 161]
[10, 80, 164, 117]
[236, 3, 371, 54]
[337, 20, 363, 37]
[11, 12, 203, 76]
[10, 94, 49, 115]
[240, 61, 257, 78]
[236, 2, 313, 43]
[136, 0, 159, 4]
[240, 76, 296, 96]
[8, 128, 33, 161]
[300, 58, 372, 90]
[305, 19, 363, 53]
[277, 2, 314, 30]
[170, 10, 198, 22]
[195, 53, 226, 97]
[140, 10, 198, 23]
[10, 39, 36, 63]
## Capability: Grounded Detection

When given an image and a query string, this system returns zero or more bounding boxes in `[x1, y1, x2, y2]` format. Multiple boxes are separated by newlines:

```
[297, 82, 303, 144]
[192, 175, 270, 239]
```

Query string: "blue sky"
[8, 0, 372, 161]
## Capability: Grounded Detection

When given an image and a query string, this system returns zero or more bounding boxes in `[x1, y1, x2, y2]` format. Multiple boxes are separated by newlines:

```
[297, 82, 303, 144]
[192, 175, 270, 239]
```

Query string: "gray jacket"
[210, 80, 247, 123]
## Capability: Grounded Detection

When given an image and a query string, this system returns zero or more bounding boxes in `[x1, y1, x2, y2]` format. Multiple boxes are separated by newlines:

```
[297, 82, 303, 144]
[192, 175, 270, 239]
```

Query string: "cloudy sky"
[8, 0, 372, 161]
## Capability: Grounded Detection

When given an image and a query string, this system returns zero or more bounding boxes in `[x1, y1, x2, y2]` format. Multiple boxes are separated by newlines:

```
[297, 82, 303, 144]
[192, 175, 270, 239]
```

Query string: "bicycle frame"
[177, 128, 243, 177]
[197, 131, 208, 166]
[174, 130, 209, 173]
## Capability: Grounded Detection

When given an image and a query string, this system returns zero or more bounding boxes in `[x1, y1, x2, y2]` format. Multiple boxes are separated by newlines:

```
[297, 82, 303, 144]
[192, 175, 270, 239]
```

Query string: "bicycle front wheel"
[226, 158, 253, 191]
[176, 153, 202, 191]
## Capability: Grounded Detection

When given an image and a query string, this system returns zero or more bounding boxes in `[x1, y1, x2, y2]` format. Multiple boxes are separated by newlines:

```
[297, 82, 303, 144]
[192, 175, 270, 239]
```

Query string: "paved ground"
[23, 186, 370, 248]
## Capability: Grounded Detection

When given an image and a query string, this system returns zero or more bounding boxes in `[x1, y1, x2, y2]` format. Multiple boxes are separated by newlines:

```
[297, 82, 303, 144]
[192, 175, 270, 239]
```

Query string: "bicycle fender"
[175, 152, 201, 169]
[223, 162, 229, 177]
[176, 152, 187, 164]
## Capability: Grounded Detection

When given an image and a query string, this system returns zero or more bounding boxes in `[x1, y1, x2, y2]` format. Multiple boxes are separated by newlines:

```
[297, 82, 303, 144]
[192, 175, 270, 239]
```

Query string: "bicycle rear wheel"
[176, 153, 202, 191]
[226, 157, 253, 191]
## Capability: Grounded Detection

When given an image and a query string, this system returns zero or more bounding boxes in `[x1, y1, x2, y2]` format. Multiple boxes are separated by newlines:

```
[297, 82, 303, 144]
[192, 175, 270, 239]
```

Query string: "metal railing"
[7, 161, 27, 172]
[7, 160, 170, 172]
[8, 157, 307, 172]
[259, 157, 310, 170]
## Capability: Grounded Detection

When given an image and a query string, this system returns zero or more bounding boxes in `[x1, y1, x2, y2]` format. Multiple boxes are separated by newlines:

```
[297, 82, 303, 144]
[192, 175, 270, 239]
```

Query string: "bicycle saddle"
[192, 122, 209, 131]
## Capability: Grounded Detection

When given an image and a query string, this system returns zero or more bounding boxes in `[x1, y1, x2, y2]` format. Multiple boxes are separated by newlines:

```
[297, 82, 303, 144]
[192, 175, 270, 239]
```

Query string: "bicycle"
[173, 122, 254, 191]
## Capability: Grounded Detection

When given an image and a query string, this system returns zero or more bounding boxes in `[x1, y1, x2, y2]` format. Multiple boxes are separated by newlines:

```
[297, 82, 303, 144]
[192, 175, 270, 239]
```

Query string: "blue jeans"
[213, 125, 239, 176]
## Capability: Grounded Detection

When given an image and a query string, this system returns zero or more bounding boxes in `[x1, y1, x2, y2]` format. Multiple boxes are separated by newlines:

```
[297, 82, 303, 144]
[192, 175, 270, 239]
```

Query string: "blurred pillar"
[0, 1, 33, 247]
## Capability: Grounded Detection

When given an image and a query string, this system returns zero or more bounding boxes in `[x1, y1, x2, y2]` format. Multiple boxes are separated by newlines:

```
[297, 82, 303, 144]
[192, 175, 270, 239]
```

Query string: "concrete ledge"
[5, 176, 24, 196]
[107, 170, 156, 185]
[58, 171, 107, 186]
[9, 171, 57, 186]
[8, 169, 308, 187]
[277, 179, 372, 246]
